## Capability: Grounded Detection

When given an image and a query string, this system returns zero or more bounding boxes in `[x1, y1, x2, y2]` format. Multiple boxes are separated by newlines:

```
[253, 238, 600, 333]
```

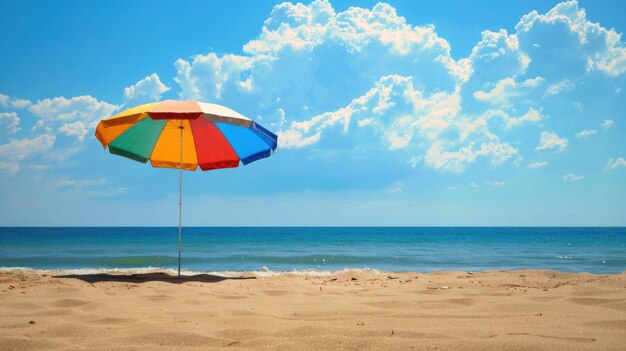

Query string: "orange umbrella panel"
[150, 120, 198, 171]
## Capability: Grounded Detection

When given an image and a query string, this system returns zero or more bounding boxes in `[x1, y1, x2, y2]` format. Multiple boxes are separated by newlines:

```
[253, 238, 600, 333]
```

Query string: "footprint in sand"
[582, 319, 626, 330]
[92, 317, 136, 325]
[50, 299, 89, 308]
[146, 294, 173, 302]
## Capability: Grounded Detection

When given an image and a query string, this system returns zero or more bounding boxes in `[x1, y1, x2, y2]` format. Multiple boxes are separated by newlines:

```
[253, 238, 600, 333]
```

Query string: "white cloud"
[30, 165, 49, 171]
[123, 73, 171, 102]
[575, 129, 596, 139]
[483, 108, 544, 130]
[55, 177, 129, 197]
[407, 155, 422, 168]
[605, 157, 626, 171]
[0, 112, 21, 134]
[536, 131, 568, 151]
[174, 0, 466, 113]
[573, 102, 583, 112]
[85, 186, 129, 197]
[485, 180, 505, 188]
[58, 121, 88, 141]
[507, 108, 543, 129]
[468, 29, 530, 82]
[0, 93, 31, 109]
[563, 173, 584, 182]
[545, 79, 574, 95]
[601, 119, 614, 130]
[58, 177, 109, 189]
[473, 77, 544, 107]
[386, 181, 404, 193]
[246, 1, 452, 57]
[29, 96, 119, 123]
[25, 96, 119, 148]
[528, 161, 548, 169]
[175, 54, 254, 100]
[0, 161, 19, 174]
[279, 74, 461, 150]
[515, 1, 626, 76]
[424, 141, 518, 173]
[278, 128, 321, 148]
[276, 70, 521, 174]
[0, 134, 56, 160]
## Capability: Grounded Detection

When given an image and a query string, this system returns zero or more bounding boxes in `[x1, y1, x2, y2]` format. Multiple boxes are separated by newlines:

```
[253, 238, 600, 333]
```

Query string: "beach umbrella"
[95, 100, 278, 276]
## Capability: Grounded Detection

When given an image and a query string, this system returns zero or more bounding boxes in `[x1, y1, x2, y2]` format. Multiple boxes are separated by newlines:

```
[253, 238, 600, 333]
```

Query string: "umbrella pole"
[178, 124, 183, 277]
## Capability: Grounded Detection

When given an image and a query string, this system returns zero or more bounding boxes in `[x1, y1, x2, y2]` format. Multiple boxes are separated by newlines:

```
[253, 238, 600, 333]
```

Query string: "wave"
[0, 266, 385, 277]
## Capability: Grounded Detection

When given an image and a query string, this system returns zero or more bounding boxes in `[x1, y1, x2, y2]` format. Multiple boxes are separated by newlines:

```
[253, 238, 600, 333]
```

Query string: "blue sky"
[0, 0, 625, 226]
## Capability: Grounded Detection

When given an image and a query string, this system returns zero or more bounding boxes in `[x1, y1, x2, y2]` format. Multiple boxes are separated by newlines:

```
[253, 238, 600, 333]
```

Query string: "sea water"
[0, 227, 625, 274]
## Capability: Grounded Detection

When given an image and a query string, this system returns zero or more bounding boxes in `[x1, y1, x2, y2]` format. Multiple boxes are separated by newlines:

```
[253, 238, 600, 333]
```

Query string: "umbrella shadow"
[53, 272, 256, 284]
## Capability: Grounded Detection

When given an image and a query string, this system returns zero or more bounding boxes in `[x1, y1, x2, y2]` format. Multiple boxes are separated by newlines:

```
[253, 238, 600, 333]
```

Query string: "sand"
[0, 269, 625, 350]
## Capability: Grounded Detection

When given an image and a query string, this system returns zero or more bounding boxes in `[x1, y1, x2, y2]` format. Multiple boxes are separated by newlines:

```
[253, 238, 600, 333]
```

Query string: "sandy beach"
[0, 269, 624, 350]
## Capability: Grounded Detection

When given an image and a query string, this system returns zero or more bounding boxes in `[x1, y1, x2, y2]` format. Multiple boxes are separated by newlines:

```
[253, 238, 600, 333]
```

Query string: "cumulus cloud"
[0, 112, 21, 134]
[0, 93, 31, 109]
[545, 79, 574, 95]
[0, 134, 56, 160]
[528, 161, 548, 169]
[27, 96, 119, 142]
[473, 77, 544, 107]
[29, 96, 119, 123]
[468, 29, 530, 83]
[175, 54, 254, 101]
[174, 0, 466, 122]
[601, 119, 614, 130]
[536, 131, 568, 151]
[277, 73, 518, 173]
[279, 74, 462, 149]
[123, 73, 171, 103]
[482, 108, 544, 130]
[575, 129, 597, 139]
[246, 1, 453, 57]
[563, 173, 584, 182]
[515, 1, 626, 77]
[424, 141, 518, 173]
[58, 121, 89, 142]
[605, 157, 626, 171]
[459, 0, 626, 128]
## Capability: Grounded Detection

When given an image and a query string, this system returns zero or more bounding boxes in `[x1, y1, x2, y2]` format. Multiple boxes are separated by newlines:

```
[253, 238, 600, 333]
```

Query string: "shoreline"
[1, 266, 625, 277]
[2, 269, 625, 350]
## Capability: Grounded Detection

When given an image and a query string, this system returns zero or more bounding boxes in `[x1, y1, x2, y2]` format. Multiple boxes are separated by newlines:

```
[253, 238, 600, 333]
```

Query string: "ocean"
[0, 227, 625, 274]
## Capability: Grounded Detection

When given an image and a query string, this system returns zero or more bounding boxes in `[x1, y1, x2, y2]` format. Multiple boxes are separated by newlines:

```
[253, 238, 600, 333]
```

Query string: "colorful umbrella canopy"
[95, 100, 278, 275]
[95, 100, 277, 170]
